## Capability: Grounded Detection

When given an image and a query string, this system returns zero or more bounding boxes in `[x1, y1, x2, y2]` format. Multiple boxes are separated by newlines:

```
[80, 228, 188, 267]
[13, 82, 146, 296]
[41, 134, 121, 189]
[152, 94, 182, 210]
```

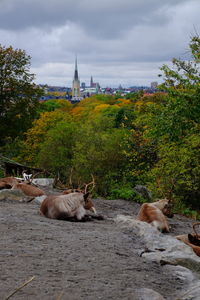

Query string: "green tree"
[72, 124, 129, 195]
[147, 134, 200, 208]
[37, 120, 78, 180]
[145, 36, 200, 209]
[0, 45, 43, 147]
[39, 99, 72, 113]
[151, 36, 200, 142]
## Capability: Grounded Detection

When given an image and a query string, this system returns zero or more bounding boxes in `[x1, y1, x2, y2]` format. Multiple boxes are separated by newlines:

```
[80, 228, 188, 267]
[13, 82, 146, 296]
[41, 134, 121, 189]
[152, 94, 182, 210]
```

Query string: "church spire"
[90, 76, 94, 87]
[72, 55, 81, 101]
[74, 55, 79, 80]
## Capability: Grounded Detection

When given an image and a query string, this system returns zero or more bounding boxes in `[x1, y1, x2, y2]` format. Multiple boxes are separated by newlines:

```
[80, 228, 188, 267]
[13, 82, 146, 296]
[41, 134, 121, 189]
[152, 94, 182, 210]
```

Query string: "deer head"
[83, 192, 96, 214]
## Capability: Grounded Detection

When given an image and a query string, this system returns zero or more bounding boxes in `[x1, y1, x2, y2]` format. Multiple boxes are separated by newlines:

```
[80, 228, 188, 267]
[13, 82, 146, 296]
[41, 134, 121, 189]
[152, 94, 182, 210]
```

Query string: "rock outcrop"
[0, 189, 33, 202]
[115, 215, 200, 300]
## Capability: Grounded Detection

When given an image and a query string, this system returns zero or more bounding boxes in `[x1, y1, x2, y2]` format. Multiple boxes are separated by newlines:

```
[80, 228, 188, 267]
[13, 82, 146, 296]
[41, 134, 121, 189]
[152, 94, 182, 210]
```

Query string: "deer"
[0, 176, 21, 189]
[176, 223, 200, 257]
[137, 198, 173, 233]
[40, 192, 96, 221]
[11, 169, 47, 197]
[39, 174, 101, 221]
[11, 182, 45, 197]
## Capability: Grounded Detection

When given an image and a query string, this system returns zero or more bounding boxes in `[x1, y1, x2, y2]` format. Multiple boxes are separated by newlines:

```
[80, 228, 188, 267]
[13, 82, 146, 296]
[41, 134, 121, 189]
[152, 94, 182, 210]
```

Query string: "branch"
[5, 276, 35, 300]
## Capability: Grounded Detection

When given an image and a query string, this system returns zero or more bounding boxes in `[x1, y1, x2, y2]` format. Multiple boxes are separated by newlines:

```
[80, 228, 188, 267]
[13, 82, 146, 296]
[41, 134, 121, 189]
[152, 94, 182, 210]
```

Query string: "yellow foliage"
[94, 104, 110, 112]
[135, 100, 144, 106]
[48, 91, 66, 97]
[57, 100, 72, 111]
[21, 110, 70, 165]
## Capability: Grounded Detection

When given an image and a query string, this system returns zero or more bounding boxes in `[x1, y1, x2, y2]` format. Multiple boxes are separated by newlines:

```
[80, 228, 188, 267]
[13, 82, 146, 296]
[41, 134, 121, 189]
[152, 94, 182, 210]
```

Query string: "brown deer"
[137, 199, 173, 233]
[177, 223, 200, 257]
[40, 174, 99, 221]
[40, 192, 96, 221]
[0, 177, 21, 189]
[12, 182, 45, 197]
[177, 235, 200, 257]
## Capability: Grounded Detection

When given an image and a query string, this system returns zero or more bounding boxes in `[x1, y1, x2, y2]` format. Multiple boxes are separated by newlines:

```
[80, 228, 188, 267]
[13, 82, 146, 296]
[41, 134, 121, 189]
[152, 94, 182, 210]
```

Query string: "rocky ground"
[0, 189, 199, 300]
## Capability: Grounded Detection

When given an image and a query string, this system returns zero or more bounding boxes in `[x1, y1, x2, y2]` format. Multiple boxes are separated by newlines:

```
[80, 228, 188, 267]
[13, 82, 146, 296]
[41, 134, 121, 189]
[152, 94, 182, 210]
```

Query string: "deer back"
[40, 192, 86, 220]
[137, 202, 169, 232]
[12, 183, 45, 197]
[0, 177, 20, 189]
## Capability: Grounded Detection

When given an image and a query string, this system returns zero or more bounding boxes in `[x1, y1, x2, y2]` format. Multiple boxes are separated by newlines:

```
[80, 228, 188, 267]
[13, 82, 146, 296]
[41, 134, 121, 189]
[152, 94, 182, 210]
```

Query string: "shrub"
[108, 184, 146, 203]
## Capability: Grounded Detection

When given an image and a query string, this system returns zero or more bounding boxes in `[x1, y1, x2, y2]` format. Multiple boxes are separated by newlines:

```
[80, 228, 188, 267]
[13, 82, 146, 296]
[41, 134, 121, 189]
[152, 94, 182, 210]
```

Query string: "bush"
[108, 184, 146, 203]
[147, 134, 200, 209]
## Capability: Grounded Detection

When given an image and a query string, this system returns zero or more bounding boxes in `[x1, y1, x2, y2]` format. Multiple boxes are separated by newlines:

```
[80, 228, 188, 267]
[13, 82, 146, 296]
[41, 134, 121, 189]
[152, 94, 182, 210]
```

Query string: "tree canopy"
[0, 45, 43, 147]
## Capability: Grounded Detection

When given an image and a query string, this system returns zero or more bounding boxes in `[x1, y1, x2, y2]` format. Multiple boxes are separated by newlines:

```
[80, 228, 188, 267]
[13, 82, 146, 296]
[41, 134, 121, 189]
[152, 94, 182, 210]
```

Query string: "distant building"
[90, 75, 100, 90]
[72, 57, 82, 101]
[81, 82, 86, 89]
[81, 87, 99, 98]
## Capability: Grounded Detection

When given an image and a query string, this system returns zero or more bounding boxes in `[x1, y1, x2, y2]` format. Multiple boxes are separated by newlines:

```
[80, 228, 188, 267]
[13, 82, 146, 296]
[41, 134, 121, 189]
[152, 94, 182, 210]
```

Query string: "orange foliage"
[71, 106, 84, 116]
[116, 99, 131, 106]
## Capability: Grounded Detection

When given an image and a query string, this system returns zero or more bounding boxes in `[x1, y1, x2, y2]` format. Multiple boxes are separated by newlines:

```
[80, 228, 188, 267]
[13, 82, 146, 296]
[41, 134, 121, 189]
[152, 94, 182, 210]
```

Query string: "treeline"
[0, 37, 199, 217]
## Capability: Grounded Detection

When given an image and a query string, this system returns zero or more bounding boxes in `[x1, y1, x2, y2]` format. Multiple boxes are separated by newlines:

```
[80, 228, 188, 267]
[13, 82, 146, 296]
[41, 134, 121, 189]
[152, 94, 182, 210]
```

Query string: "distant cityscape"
[39, 58, 159, 103]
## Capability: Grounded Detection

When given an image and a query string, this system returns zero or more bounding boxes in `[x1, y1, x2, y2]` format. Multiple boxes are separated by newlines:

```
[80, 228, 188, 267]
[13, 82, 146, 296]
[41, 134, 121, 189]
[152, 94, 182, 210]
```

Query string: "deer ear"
[84, 192, 90, 201]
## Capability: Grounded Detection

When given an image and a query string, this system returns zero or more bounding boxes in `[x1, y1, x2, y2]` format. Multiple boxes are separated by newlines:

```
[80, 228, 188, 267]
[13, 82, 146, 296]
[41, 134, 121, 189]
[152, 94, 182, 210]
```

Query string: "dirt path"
[0, 197, 196, 300]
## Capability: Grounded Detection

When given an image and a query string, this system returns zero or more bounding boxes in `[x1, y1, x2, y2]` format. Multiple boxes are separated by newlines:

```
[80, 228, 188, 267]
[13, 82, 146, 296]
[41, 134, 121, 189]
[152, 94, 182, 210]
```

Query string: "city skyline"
[0, 0, 199, 87]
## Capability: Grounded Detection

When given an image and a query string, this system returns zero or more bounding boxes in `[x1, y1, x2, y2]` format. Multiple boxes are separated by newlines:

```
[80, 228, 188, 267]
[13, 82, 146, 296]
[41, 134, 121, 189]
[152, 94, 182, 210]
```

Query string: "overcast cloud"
[0, 0, 199, 87]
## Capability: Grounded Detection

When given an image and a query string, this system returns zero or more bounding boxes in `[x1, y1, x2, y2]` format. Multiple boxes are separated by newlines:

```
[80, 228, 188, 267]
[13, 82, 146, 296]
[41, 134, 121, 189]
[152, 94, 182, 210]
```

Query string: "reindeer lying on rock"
[39, 174, 105, 222]
[137, 199, 173, 233]
[0, 177, 21, 189]
[12, 182, 45, 197]
[177, 223, 200, 257]
[10, 171, 46, 197]
[40, 192, 97, 221]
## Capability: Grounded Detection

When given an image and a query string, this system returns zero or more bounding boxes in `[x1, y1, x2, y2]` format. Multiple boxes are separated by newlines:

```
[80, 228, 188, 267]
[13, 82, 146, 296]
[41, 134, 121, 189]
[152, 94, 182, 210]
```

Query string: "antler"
[192, 222, 200, 239]
[69, 168, 73, 188]
[84, 174, 95, 194]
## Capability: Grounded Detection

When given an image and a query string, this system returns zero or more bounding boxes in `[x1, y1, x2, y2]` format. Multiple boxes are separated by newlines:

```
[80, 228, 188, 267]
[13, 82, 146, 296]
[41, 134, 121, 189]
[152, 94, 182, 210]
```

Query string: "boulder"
[32, 178, 54, 187]
[33, 195, 47, 205]
[115, 215, 200, 300]
[134, 185, 152, 201]
[115, 215, 200, 273]
[177, 281, 200, 300]
[0, 189, 33, 202]
[135, 288, 165, 300]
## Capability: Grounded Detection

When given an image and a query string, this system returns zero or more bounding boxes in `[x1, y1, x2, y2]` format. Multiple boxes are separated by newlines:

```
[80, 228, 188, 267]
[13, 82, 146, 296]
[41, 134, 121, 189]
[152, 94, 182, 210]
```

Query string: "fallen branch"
[5, 276, 35, 300]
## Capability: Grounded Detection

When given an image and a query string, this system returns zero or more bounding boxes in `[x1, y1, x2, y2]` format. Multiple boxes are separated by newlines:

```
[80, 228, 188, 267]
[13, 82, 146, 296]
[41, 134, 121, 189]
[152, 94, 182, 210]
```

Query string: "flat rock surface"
[0, 194, 198, 300]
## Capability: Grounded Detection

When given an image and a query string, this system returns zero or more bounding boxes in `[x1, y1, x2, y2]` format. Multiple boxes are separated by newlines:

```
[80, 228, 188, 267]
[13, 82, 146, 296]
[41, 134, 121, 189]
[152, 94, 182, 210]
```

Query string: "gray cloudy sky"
[0, 0, 199, 87]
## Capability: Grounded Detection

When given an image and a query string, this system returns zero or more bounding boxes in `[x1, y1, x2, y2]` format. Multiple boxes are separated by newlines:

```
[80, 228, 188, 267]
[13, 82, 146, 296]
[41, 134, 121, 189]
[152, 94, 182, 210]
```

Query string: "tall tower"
[72, 56, 81, 100]
[90, 76, 94, 87]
